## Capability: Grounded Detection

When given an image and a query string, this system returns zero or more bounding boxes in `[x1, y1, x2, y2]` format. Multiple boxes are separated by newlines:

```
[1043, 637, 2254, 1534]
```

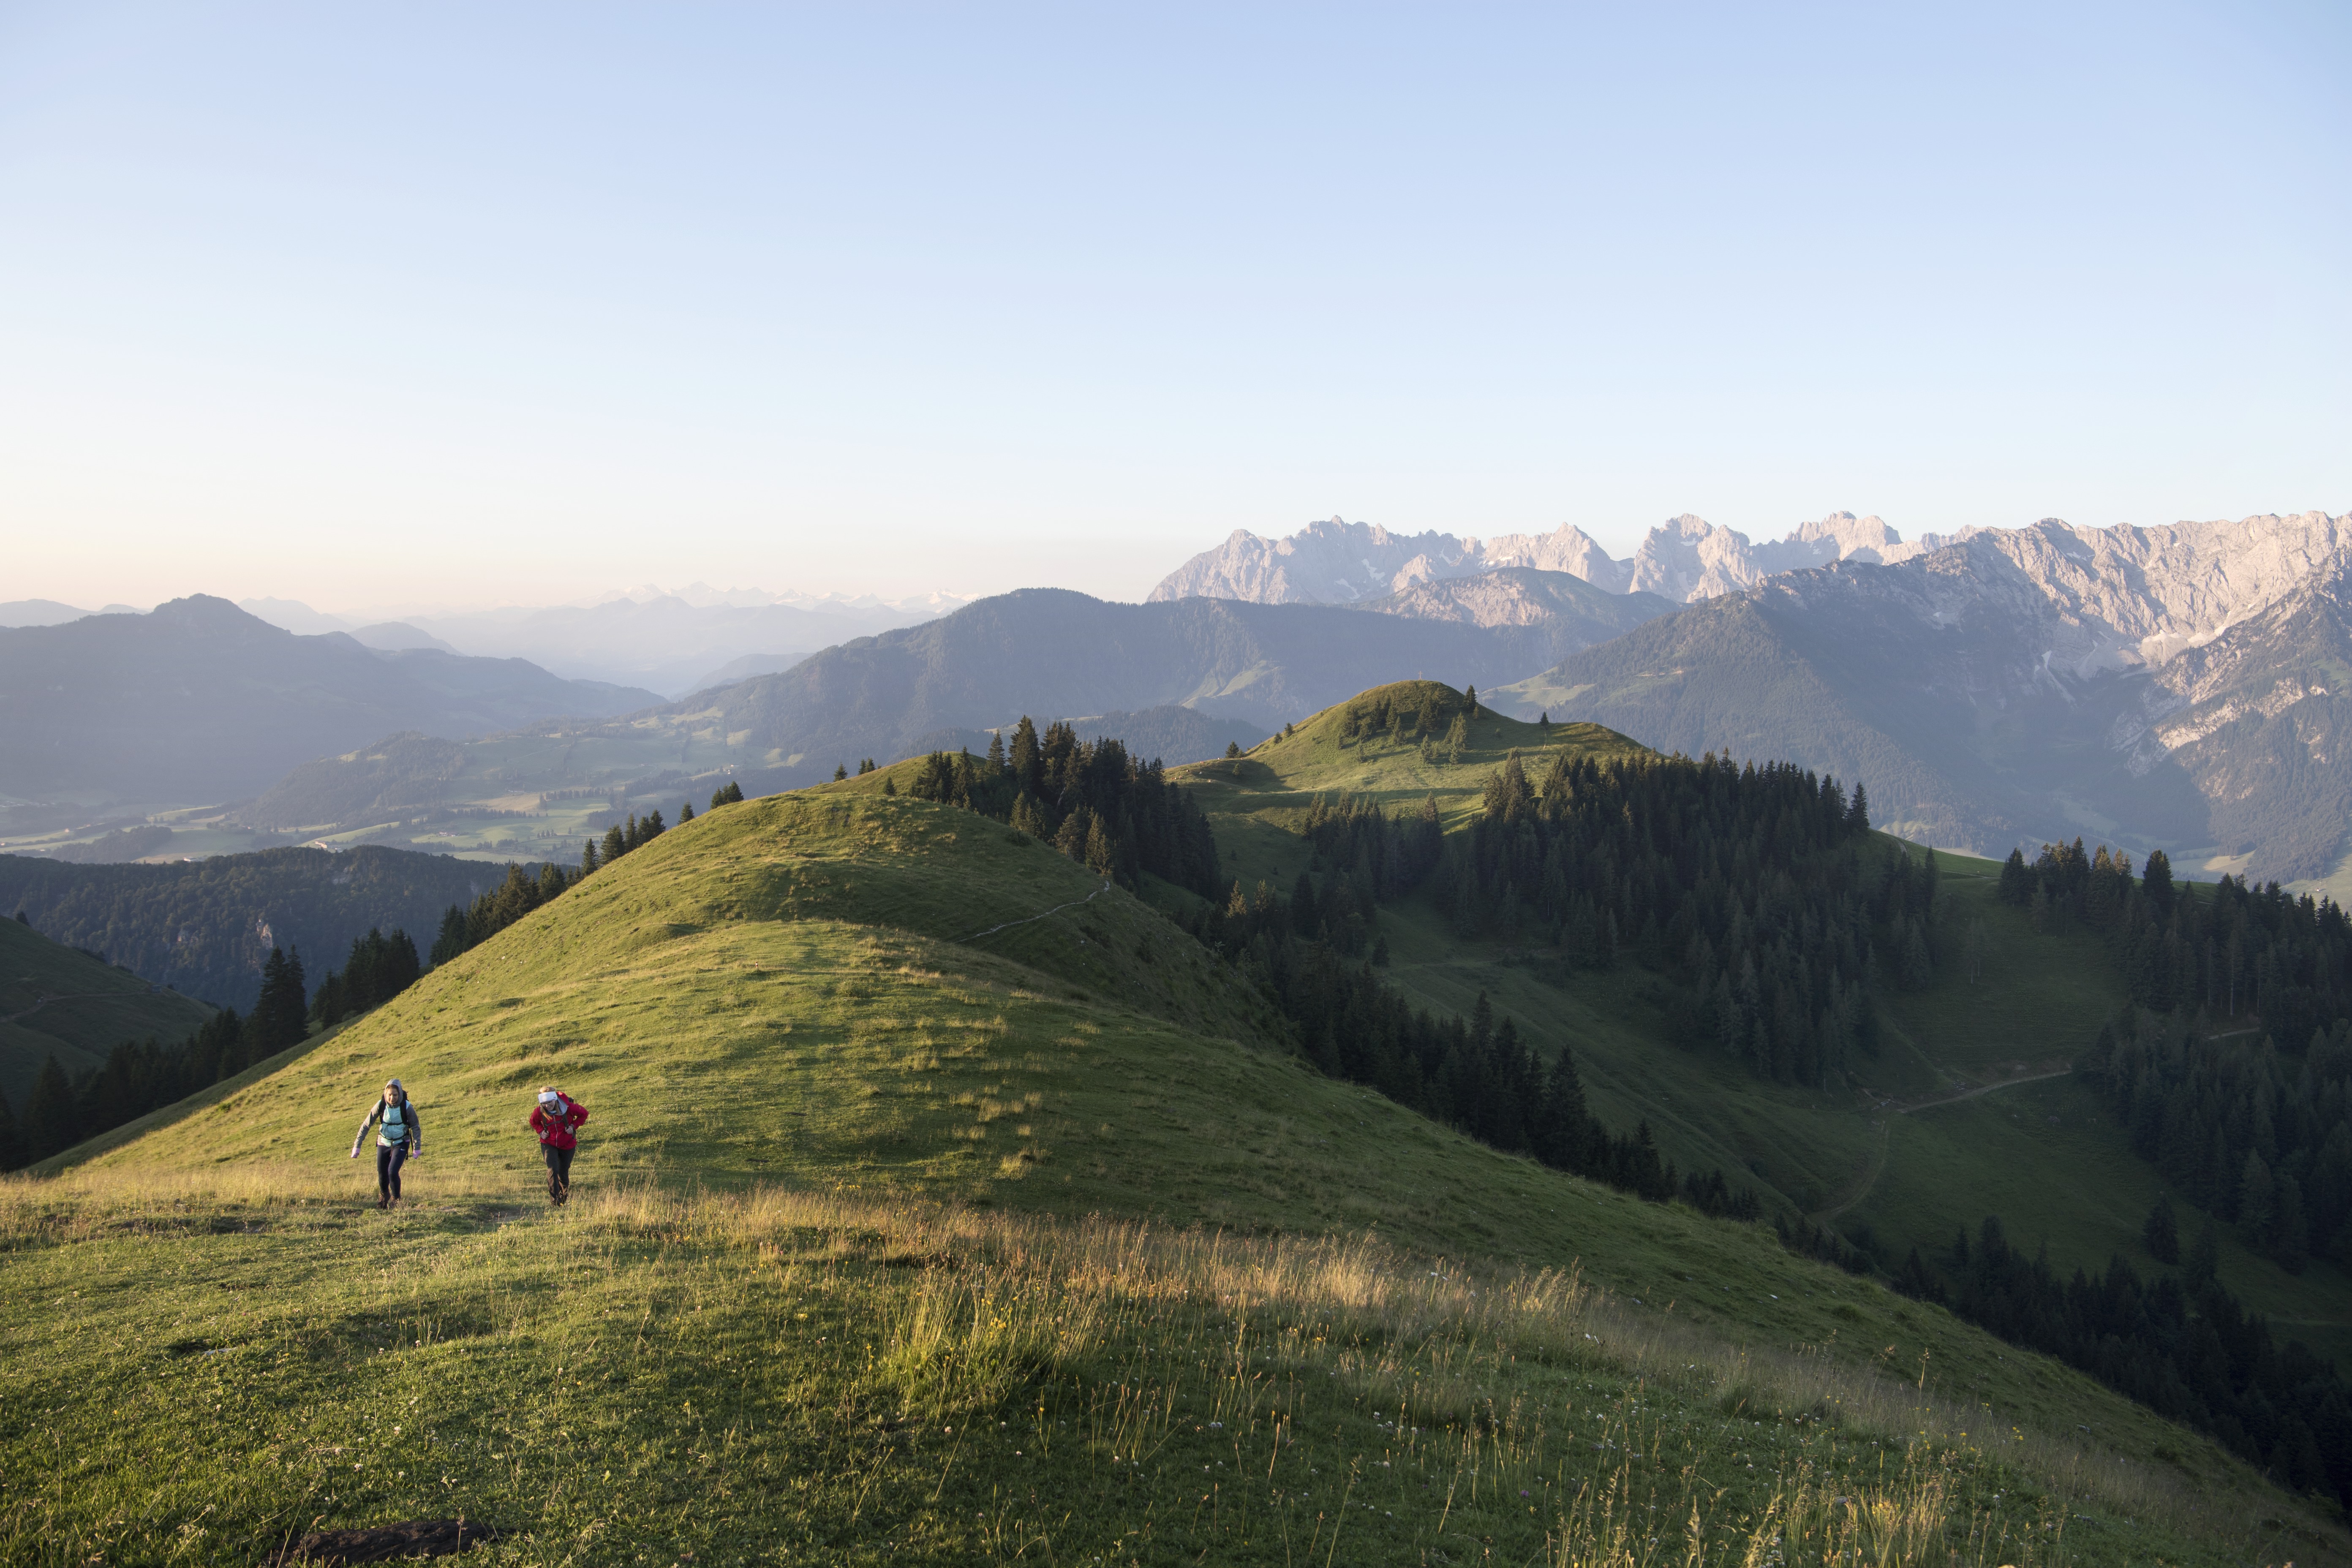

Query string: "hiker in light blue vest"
[349, 1078, 424, 1209]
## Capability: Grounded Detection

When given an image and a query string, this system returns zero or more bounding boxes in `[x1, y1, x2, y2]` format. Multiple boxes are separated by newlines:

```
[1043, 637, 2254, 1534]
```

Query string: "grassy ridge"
[4, 789, 2333, 1561]
[7, 785, 2340, 1560]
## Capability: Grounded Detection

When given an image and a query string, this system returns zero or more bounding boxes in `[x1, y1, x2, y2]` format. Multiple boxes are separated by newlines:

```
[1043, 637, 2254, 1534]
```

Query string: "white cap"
[538, 1089, 561, 1104]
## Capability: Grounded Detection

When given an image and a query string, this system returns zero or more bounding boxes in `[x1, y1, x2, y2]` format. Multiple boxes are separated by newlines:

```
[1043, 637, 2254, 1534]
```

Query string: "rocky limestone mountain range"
[1146, 511, 1933, 607]
[1487, 512, 2352, 883]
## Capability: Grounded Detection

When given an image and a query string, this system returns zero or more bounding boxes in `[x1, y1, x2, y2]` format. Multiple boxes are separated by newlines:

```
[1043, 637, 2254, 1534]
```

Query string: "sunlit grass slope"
[1169, 687, 2349, 1369]
[5, 785, 2340, 1563]
[0, 911, 212, 1105]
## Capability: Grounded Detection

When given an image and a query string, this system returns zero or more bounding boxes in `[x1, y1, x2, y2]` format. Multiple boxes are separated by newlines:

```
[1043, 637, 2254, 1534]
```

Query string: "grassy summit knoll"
[2, 785, 2339, 1563]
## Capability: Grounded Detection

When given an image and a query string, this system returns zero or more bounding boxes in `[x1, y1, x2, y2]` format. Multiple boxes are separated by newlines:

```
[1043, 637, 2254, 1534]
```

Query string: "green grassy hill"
[0, 912, 212, 1105]
[1, 773, 2341, 1563]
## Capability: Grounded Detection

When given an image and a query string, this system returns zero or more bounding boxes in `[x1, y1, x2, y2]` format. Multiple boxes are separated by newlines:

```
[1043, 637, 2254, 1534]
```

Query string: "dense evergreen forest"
[2003, 838, 2352, 1047]
[1442, 749, 1901, 1086]
[1299, 705, 1903, 1089]
[1998, 840, 2352, 1273]
[1898, 1215, 2352, 1508]
[308, 928, 422, 1030]
[2084, 1008, 2352, 1274]
[900, 718, 1222, 899]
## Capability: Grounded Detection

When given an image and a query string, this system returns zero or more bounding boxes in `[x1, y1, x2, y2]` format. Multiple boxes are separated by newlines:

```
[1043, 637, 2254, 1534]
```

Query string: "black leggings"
[543, 1143, 575, 1201]
[376, 1143, 408, 1200]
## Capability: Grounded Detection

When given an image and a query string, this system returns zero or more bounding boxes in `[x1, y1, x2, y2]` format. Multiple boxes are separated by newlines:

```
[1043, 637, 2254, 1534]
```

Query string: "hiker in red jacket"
[530, 1087, 588, 1205]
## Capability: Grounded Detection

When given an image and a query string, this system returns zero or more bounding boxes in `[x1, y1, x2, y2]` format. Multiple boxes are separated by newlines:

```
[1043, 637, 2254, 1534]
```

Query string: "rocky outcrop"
[1146, 517, 1484, 604]
[1478, 524, 1633, 591]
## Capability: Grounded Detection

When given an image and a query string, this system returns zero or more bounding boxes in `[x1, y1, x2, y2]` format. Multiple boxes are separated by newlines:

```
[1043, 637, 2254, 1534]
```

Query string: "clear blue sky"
[2, 2, 2346, 612]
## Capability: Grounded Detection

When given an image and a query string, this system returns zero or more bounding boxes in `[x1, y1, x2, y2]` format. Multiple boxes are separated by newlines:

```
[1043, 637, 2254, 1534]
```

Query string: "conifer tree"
[2184, 1221, 2221, 1290]
[1225, 741, 1242, 759]
[430, 904, 469, 965]
[1083, 815, 1116, 876]
[248, 947, 309, 1059]
[1998, 847, 2030, 904]
[641, 809, 666, 841]
[881, 776, 897, 796]
[2141, 847, 2175, 917]
[1846, 781, 1870, 833]
[2275, 1175, 2311, 1271]
[603, 822, 627, 863]
[2240, 1150, 2277, 1240]
[2143, 1195, 2180, 1263]
[580, 838, 601, 876]
[25, 1055, 75, 1162]
[834, 762, 848, 781]
[1290, 872, 1319, 935]
[1009, 716, 1043, 795]
[679, 800, 694, 822]
[986, 731, 1006, 773]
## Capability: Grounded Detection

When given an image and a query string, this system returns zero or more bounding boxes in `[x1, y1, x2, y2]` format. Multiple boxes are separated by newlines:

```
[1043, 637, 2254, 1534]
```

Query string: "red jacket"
[531, 1097, 588, 1149]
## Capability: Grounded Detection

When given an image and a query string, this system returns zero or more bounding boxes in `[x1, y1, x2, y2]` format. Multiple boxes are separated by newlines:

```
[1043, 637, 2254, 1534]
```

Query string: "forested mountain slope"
[0, 847, 508, 1012]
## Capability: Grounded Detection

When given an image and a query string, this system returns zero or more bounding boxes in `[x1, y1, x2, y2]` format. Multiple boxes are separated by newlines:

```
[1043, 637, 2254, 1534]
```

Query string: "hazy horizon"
[4, 4, 2347, 610]
[13, 499, 2352, 626]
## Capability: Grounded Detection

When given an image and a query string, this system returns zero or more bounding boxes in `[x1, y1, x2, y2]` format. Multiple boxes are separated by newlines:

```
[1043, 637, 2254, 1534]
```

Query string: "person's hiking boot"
[375, 1196, 388, 1210]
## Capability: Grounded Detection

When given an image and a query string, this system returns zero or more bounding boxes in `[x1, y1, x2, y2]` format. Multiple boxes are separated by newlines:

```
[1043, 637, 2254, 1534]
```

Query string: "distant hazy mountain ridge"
[231, 587, 972, 699]
[0, 596, 662, 819]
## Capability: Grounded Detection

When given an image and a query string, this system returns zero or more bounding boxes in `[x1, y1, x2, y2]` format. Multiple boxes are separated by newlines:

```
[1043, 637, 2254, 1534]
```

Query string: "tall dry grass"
[0, 1164, 2284, 1564]
[552, 1181, 2179, 1552]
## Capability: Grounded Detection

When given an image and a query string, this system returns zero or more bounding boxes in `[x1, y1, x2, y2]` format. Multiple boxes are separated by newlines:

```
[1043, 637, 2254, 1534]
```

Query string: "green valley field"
[2, 714, 2343, 1564]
